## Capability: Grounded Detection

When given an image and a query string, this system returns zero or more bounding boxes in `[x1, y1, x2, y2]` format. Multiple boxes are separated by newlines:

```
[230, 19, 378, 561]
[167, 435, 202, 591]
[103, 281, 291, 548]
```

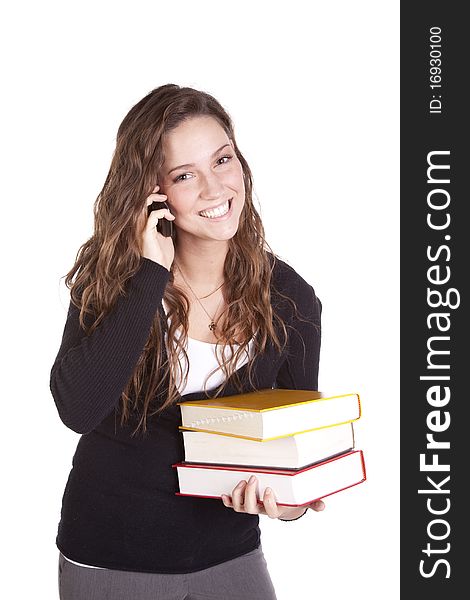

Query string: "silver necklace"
[175, 263, 225, 332]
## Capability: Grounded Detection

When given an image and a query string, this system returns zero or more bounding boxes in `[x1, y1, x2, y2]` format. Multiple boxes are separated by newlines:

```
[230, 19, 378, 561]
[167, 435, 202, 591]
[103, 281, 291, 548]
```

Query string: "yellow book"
[177, 388, 361, 442]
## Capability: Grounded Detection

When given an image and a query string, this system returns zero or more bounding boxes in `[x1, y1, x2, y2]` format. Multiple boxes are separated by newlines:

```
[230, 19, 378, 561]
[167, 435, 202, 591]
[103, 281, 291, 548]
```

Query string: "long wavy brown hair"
[63, 83, 303, 436]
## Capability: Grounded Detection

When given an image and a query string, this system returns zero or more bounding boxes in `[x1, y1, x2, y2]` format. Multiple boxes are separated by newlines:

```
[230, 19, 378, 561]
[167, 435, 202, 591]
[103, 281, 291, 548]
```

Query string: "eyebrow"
[167, 143, 232, 175]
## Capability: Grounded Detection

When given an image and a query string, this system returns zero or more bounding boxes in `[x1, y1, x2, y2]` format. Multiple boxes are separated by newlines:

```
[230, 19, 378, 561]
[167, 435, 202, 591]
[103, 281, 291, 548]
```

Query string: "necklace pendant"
[209, 321, 216, 331]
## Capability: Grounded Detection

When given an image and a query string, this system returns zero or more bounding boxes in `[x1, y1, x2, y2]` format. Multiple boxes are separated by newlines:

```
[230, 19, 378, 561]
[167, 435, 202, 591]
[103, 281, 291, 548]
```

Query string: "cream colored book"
[178, 388, 361, 442]
[181, 422, 355, 469]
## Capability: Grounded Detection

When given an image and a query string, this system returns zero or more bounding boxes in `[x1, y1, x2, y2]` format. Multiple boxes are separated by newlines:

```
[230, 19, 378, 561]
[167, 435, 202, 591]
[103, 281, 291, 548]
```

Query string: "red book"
[172, 449, 366, 507]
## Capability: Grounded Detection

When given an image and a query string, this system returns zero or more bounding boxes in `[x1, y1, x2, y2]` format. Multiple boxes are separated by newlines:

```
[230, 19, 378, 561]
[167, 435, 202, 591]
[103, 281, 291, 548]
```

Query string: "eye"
[173, 172, 192, 183]
[217, 155, 233, 165]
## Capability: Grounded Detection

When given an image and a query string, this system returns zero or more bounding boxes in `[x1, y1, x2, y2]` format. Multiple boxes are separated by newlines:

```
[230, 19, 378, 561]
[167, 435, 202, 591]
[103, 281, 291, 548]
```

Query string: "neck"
[173, 238, 228, 287]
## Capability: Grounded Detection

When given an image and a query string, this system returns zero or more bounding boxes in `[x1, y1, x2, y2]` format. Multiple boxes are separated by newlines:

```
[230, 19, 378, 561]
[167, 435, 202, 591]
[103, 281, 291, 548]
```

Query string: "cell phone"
[147, 200, 174, 238]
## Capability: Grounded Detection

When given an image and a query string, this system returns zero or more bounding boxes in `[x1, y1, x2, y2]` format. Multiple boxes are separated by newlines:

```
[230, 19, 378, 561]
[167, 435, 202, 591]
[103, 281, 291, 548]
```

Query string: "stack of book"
[172, 388, 366, 509]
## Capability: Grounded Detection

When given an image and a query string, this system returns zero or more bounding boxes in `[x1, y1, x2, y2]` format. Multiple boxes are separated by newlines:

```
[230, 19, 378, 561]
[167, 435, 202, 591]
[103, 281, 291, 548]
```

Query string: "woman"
[51, 83, 324, 600]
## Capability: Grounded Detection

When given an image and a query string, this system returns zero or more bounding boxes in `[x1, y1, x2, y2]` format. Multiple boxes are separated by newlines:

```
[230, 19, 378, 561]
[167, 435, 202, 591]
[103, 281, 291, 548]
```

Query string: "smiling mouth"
[198, 198, 232, 219]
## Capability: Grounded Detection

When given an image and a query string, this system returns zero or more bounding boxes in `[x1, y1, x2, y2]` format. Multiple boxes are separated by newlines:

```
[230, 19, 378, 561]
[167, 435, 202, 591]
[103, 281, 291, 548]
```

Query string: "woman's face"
[159, 116, 245, 244]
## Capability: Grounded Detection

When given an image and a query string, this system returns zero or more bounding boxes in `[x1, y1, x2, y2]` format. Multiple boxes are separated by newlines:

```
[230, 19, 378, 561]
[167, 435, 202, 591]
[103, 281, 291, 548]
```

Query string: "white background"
[1, 1, 399, 598]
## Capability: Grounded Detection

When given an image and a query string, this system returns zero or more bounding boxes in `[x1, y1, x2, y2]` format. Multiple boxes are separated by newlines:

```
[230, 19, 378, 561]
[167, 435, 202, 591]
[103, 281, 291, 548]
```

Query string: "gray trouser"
[58, 545, 278, 600]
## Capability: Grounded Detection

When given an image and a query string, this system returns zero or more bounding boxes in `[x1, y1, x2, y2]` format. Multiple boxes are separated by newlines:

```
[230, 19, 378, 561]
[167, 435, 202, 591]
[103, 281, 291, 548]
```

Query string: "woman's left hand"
[221, 475, 325, 520]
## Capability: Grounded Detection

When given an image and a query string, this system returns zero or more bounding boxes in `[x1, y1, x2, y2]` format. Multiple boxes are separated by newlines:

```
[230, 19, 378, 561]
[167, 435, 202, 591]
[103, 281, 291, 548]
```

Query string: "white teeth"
[199, 200, 230, 219]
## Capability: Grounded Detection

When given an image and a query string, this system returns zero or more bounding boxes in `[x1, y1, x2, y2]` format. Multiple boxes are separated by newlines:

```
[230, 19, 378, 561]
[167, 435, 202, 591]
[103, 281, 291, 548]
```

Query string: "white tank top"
[62, 298, 255, 569]
[162, 299, 254, 395]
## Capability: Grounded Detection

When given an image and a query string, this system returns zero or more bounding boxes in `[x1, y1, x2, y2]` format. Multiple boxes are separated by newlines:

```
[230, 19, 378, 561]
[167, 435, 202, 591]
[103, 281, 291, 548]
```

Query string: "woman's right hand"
[141, 185, 176, 271]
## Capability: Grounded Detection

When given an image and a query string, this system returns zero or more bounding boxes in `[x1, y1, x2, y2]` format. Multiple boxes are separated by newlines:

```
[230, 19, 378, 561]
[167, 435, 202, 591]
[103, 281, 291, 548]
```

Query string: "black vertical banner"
[401, 2, 467, 597]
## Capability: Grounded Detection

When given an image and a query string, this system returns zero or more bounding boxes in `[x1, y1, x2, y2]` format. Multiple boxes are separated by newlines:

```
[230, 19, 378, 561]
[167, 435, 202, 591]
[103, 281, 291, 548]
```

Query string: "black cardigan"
[50, 253, 321, 574]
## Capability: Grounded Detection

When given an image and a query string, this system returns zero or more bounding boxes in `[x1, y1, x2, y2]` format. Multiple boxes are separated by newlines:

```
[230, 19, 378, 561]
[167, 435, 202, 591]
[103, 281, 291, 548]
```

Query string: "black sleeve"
[49, 258, 171, 434]
[274, 282, 322, 391]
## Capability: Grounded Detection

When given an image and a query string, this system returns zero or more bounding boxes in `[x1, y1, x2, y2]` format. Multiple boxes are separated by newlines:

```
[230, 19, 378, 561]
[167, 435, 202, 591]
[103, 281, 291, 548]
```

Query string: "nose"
[199, 171, 225, 201]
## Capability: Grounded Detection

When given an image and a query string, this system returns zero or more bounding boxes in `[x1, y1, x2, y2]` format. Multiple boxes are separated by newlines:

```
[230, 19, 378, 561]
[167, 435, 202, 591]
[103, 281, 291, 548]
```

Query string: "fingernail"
[248, 475, 256, 484]
[265, 487, 272, 496]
